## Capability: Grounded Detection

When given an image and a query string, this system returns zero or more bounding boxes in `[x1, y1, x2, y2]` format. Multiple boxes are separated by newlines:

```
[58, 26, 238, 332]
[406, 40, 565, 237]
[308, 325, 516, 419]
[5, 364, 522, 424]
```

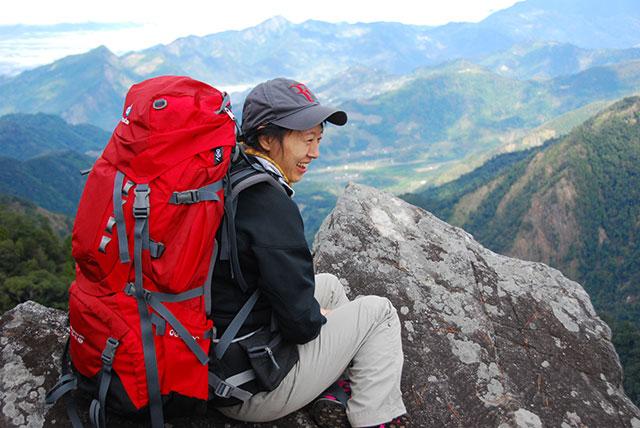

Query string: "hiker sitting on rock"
[210, 78, 409, 427]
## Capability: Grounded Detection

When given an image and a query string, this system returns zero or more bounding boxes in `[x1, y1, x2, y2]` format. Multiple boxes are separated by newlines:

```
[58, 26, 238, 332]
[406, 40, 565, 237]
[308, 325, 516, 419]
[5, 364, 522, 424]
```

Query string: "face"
[260, 124, 323, 184]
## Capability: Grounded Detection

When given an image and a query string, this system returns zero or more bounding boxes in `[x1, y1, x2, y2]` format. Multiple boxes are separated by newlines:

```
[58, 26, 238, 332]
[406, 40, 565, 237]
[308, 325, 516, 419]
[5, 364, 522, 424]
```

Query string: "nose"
[308, 140, 320, 159]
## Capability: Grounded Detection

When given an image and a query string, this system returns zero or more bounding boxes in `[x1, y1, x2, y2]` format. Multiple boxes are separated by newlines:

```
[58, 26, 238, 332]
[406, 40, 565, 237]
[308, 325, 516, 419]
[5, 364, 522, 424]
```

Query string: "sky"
[0, 0, 522, 74]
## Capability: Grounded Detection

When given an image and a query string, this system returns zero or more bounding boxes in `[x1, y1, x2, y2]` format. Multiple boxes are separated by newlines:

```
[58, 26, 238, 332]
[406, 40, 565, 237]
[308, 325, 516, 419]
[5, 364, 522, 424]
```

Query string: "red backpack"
[46, 76, 255, 427]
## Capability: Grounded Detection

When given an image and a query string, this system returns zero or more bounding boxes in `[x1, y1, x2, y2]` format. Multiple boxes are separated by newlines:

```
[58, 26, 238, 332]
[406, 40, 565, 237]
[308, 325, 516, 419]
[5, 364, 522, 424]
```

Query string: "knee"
[316, 272, 340, 287]
[357, 295, 398, 322]
[316, 273, 344, 293]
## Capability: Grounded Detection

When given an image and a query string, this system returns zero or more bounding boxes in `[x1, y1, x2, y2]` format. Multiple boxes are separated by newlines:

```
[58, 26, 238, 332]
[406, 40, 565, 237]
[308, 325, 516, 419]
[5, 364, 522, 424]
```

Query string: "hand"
[320, 307, 332, 316]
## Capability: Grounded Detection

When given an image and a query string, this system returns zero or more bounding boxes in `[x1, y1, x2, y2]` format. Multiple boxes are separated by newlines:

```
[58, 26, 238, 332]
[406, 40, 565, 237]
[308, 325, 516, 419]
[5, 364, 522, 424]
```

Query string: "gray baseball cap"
[241, 78, 347, 136]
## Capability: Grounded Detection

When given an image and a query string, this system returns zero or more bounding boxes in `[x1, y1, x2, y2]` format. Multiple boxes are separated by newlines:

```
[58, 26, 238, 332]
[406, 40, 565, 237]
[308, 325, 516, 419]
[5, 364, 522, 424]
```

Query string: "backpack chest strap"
[169, 180, 223, 204]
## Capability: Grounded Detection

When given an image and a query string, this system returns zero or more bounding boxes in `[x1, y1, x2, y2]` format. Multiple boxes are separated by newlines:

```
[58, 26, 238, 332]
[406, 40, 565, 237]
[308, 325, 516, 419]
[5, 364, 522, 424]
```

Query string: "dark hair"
[243, 123, 292, 151]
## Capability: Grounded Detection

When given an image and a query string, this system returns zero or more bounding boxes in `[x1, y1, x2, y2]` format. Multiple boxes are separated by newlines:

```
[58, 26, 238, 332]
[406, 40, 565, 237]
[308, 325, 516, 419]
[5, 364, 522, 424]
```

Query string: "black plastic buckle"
[176, 190, 199, 204]
[101, 337, 120, 367]
[124, 283, 135, 296]
[214, 381, 233, 398]
[133, 187, 150, 218]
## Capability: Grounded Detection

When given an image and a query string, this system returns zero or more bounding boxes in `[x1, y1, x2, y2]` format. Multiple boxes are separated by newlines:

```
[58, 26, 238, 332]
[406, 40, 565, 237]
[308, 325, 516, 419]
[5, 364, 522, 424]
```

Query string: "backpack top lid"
[102, 75, 236, 182]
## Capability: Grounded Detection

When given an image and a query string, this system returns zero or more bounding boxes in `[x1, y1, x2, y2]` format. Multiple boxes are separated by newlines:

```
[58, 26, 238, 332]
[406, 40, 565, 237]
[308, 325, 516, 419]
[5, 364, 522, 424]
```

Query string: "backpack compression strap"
[89, 337, 120, 428]
[45, 337, 83, 428]
[209, 289, 261, 401]
[130, 184, 164, 428]
[113, 171, 130, 263]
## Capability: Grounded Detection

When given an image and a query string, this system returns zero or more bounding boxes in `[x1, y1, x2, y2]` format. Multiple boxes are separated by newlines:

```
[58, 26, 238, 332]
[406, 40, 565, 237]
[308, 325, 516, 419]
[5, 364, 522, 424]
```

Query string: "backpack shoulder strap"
[231, 170, 286, 202]
[219, 161, 286, 294]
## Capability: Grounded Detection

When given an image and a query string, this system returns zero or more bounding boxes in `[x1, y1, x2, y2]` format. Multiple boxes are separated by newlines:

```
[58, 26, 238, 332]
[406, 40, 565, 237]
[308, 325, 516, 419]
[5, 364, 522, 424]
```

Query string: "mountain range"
[1, 0, 640, 129]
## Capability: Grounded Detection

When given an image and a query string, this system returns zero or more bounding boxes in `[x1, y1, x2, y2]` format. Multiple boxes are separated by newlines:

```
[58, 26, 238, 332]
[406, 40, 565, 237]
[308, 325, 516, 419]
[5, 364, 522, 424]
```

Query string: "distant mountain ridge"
[480, 0, 640, 49]
[480, 42, 640, 80]
[0, 47, 137, 129]
[0, 0, 639, 129]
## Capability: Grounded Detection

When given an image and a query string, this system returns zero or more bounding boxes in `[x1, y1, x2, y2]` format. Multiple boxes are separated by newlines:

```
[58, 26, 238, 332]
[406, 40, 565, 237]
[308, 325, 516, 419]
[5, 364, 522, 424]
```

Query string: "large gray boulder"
[313, 183, 640, 427]
[1, 182, 639, 427]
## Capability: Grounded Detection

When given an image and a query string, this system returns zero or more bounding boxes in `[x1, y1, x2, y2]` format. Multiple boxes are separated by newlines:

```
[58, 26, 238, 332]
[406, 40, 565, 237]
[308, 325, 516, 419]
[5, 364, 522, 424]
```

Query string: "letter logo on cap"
[289, 83, 315, 103]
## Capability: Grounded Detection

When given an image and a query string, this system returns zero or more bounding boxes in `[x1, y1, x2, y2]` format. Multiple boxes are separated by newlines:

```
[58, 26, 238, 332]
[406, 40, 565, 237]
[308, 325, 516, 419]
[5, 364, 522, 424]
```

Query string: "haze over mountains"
[0, 0, 639, 125]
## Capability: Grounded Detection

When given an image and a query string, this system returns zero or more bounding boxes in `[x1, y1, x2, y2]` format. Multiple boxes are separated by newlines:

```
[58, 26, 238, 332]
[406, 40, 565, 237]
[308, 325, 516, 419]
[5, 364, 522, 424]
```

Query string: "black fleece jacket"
[211, 161, 326, 344]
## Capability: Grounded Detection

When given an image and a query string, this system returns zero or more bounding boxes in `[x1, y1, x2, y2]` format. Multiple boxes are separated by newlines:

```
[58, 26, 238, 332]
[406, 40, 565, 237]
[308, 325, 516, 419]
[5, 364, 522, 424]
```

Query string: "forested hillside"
[0, 113, 108, 159]
[0, 194, 72, 314]
[403, 96, 640, 401]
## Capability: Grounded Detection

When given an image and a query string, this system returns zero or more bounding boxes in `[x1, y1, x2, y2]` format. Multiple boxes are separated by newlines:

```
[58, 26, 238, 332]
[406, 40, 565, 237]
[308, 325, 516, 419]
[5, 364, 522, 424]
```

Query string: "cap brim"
[272, 105, 347, 130]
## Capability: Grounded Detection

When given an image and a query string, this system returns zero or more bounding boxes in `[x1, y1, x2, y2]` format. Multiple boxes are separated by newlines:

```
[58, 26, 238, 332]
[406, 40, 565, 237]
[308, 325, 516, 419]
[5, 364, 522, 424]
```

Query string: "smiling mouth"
[296, 162, 309, 171]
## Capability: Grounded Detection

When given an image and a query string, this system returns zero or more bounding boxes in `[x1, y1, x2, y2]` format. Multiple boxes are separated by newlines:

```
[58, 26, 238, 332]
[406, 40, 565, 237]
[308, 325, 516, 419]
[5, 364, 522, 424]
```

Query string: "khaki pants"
[218, 273, 406, 427]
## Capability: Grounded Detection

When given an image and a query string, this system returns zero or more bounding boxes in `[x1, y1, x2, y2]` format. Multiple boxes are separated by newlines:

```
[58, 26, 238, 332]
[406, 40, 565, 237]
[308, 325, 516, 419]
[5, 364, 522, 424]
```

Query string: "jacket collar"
[243, 148, 295, 197]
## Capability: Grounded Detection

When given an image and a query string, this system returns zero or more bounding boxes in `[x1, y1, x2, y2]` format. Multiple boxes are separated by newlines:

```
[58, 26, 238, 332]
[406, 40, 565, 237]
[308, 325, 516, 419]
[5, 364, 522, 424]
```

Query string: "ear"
[257, 135, 274, 153]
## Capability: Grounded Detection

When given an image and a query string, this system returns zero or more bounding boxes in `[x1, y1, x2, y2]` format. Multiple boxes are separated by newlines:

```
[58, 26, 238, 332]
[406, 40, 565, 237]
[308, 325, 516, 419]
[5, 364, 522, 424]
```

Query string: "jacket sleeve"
[235, 183, 326, 344]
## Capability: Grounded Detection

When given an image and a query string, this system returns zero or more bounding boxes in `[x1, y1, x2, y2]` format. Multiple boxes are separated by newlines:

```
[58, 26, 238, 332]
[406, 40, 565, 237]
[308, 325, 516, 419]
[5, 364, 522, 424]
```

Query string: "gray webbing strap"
[45, 338, 84, 428]
[225, 369, 257, 386]
[215, 92, 231, 114]
[147, 240, 165, 258]
[204, 239, 218, 316]
[223, 170, 286, 293]
[45, 373, 77, 404]
[222, 197, 249, 293]
[90, 337, 119, 428]
[231, 173, 285, 203]
[89, 401, 100, 428]
[208, 370, 255, 401]
[203, 328, 215, 340]
[145, 295, 209, 365]
[150, 313, 166, 336]
[140, 221, 164, 258]
[141, 220, 150, 257]
[125, 282, 203, 303]
[131, 185, 164, 428]
[113, 171, 130, 263]
[169, 180, 223, 204]
[214, 289, 261, 360]
[147, 286, 204, 303]
[229, 167, 258, 187]
[219, 216, 231, 262]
